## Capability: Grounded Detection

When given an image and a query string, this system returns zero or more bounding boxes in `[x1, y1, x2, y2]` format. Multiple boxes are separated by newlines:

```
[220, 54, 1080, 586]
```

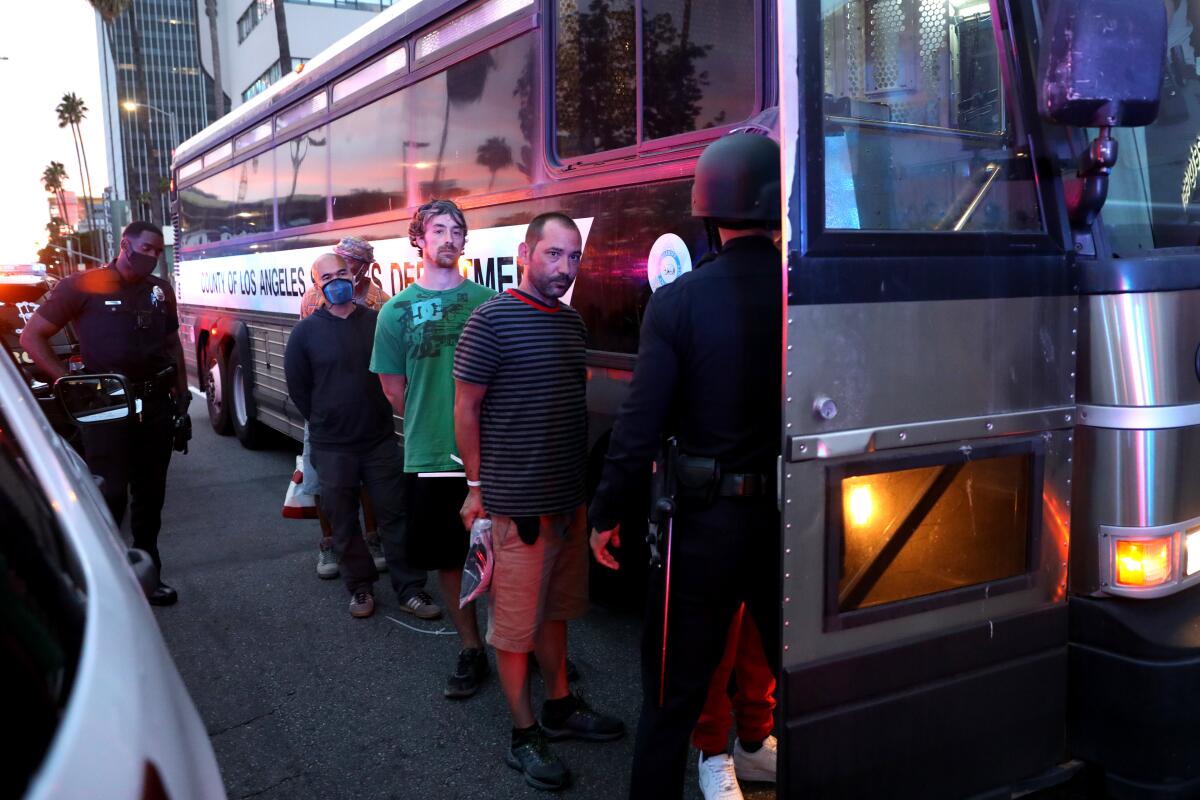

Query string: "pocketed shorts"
[486, 504, 589, 653]
[404, 472, 470, 571]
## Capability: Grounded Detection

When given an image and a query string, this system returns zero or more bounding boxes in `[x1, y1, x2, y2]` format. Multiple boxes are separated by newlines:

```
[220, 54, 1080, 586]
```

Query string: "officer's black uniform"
[588, 217, 782, 796]
[37, 263, 182, 582]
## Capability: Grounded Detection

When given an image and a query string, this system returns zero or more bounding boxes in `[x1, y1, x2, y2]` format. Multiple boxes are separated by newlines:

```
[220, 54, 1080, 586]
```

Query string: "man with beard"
[20, 221, 188, 606]
[371, 200, 494, 693]
[455, 213, 624, 791]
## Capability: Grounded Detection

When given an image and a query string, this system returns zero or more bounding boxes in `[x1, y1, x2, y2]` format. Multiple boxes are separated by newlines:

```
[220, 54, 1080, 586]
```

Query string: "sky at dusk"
[0, 2, 109, 264]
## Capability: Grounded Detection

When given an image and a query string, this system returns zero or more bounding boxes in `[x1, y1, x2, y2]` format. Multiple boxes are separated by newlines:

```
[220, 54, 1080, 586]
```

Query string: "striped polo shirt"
[453, 289, 588, 516]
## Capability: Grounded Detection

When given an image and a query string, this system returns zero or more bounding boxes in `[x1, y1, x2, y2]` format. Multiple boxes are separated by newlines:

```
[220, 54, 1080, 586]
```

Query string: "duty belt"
[715, 472, 769, 498]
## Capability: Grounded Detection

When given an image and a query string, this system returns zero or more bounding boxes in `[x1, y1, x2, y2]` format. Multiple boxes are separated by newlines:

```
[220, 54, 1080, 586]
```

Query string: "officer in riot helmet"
[21, 221, 190, 606]
[588, 133, 783, 799]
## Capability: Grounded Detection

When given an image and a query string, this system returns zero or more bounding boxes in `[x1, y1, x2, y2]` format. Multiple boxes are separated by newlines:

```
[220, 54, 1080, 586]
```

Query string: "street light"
[122, 100, 180, 156]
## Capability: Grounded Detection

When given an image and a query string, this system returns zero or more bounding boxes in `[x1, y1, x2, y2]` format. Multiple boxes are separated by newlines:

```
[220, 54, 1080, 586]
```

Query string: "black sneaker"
[444, 647, 490, 699]
[540, 693, 626, 742]
[506, 726, 570, 791]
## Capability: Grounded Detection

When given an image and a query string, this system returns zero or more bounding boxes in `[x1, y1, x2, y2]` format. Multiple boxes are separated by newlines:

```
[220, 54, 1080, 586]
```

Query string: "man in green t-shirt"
[371, 199, 495, 699]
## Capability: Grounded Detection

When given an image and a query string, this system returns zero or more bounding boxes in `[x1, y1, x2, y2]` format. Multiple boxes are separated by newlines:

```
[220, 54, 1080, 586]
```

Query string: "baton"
[659, 513, 673, 708]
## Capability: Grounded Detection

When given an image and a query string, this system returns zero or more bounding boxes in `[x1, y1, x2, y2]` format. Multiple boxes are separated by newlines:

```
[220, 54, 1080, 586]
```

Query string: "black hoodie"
[284, 305, 395, 451]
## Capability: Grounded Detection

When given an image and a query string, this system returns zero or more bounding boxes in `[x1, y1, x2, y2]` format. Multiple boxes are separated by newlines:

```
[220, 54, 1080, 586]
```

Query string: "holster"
[673, 451, 721, 506]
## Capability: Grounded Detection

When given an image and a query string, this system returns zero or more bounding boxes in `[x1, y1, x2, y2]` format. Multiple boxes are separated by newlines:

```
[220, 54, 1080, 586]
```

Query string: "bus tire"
[227, 348, 264, 449]
[204, 342, 232, 435]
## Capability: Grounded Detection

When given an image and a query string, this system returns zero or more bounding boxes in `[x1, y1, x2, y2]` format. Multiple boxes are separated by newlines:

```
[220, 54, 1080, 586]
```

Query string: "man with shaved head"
[285, 252, 427, 619]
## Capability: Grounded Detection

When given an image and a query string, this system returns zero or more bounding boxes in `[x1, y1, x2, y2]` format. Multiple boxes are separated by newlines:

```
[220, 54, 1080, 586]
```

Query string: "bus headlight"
[1113, 536, 1174, 588]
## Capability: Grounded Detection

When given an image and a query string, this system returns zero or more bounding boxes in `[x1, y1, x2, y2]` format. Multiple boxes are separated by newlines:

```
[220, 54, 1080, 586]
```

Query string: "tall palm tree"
[89, 0, 163, 225]
[273, 0, 292, 80]
[56, 93, 99, 251]
[476, 137, 513, 190]
[42, 162, 72, 230]
[205, 0, 225, 117]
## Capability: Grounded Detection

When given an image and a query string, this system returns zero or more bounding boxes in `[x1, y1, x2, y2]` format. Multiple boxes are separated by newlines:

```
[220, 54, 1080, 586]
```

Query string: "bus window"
[555, 0, 636, 159]
[832, 443, 1036, 622]
[331, 90, 410, 219]
[1099, 1, 1200, 254]
[275, 126, 330, 229]
[179, 169, 237, 245]
[231, 155, 274, 237]
[642, 0, 757, 141]
[821, 0, 1042, 232]
[405, 33, 535, 203]
[555, 0, 758, 160]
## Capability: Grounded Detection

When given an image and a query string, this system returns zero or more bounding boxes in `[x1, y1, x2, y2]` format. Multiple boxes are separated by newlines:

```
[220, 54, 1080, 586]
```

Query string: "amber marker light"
[1114, 537, 1174, 588]
[847, 484, 874, 527]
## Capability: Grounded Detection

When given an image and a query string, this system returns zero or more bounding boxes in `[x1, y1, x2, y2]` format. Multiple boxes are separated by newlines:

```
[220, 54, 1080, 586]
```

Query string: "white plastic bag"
[459, 518, 494, 608]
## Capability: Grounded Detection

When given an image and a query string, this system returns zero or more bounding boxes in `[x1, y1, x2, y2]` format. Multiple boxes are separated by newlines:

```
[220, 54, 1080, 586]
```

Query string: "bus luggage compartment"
[1069, 585, 1200, 799]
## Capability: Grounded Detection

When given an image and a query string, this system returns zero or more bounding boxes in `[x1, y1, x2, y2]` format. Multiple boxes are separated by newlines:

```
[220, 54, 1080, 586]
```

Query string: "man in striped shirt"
[455, 212, 624, 792]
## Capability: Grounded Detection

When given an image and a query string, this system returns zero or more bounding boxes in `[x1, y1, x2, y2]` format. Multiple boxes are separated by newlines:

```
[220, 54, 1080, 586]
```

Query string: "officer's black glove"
[173, 413, 192, 454]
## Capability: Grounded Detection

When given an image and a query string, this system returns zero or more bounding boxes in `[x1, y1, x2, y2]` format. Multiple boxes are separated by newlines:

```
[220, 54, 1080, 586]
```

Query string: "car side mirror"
[1037, 0, 1167, 128]
[1036, 0, 1167, 228]
[55, 374, 135, 425]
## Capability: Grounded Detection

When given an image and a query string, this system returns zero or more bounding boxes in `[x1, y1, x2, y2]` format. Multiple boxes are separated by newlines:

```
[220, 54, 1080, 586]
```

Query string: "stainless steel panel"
[1080, 289, 1200, 407]
[788, 406, 1074, 461]
[780, 429, 1071, 668]
[1070, 422, 1200, 595]
[1077, 402, 1200, 430]
[785, 296, 1077, 437]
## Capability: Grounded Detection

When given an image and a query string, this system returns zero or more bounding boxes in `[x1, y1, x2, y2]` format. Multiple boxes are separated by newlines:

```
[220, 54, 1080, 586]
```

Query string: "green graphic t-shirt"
[370, 279, 495, 472]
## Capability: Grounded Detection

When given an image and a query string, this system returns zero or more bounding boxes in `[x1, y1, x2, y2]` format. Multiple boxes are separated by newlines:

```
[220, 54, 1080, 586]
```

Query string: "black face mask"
[125, 249, 158, 280]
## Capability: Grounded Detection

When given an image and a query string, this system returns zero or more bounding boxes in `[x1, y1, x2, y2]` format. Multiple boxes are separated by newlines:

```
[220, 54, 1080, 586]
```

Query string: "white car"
[1, 352, 225, 799]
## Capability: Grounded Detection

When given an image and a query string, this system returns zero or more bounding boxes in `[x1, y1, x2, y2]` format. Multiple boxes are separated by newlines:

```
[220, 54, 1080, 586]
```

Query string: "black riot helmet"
[691, 133, 781, 226]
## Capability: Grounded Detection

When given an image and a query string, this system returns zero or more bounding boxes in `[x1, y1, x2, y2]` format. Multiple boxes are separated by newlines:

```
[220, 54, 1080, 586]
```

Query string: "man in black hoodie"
[285, 252, 432, 618]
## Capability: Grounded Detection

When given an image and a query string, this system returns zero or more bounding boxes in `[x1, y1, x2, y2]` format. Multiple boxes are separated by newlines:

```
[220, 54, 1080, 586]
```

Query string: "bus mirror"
[1037, 0, 1167, 128]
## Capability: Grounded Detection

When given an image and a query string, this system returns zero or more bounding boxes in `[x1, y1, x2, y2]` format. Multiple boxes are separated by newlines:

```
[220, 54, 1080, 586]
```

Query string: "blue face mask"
[321, 278, 354, 306]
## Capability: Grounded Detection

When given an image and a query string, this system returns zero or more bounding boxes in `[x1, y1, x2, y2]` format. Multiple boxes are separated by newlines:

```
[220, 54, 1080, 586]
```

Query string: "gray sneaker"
[316, 539, 338, 579]
[364, 532, 388, 572]
[350, 591, 375, 619]
[400, 590, 443, 620]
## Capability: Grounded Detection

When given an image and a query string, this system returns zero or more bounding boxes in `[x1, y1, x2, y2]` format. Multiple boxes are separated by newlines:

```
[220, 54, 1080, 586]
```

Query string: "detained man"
[455, 212, 625, 791]
[371, 200, 495, 697]
[284, 252, 433, 619]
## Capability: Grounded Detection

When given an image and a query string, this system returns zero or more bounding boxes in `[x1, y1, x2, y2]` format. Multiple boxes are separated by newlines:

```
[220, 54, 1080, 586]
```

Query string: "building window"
[237, 0, 274, 44]
[242, 57, 308, 103]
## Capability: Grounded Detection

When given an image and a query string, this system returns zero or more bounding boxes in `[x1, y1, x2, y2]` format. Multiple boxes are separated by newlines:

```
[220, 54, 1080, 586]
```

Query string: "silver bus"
[172, 0, 1200, 794]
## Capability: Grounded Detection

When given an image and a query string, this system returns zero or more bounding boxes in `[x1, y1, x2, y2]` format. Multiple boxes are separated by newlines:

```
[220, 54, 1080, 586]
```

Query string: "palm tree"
[42, 162, 71, 229]
[476, 137, 513, 190]
[205, 0, 225, 117]
[273, 0, 292, 80]
[56, 93, 99, 252]
[89, 0, 163, 225]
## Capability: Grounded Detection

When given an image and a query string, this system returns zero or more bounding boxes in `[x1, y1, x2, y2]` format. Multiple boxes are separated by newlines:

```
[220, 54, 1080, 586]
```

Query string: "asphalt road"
[145, 402, 776, 800]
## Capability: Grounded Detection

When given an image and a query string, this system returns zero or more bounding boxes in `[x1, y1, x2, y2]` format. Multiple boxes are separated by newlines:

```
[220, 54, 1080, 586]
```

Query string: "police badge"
[151, 285, 166, 307]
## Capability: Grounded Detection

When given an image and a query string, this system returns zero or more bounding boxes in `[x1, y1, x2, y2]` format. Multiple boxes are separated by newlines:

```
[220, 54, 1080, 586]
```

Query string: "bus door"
[777, 0, 1076, 796]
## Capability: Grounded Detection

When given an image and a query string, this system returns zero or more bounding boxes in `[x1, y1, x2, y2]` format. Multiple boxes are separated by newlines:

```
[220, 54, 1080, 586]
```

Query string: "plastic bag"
[282, 455, 319, 520]
[459, 518, 494, 608]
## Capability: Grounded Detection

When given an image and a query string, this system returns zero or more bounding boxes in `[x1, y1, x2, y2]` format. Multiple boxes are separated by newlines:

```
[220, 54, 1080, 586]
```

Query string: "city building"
[95, 0, 225, 227]
[195, 0, 395, 111]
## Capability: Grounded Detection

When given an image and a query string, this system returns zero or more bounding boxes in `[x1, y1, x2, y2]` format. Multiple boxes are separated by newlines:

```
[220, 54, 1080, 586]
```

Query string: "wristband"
[466, 479, 482, 487]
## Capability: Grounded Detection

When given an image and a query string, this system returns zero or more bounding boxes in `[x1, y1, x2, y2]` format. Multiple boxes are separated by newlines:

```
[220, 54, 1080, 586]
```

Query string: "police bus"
[172, 0, 1200, 795]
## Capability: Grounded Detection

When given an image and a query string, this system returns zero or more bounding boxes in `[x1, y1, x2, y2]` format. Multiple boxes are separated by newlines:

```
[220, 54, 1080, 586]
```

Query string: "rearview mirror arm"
[1065, 126, 1118, 229]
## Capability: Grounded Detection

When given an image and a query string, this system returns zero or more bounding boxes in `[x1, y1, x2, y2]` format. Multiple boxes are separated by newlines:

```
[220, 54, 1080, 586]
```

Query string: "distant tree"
[56, 93, 99, 253]
[430, 53, 495, 198]
[476, 137, 513, 190]
[42, 162, 71, 229]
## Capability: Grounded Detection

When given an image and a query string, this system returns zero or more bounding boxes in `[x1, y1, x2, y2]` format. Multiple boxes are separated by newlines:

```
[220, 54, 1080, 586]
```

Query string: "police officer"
[588, 134, 782, 799]
[21, 221, 189, 606]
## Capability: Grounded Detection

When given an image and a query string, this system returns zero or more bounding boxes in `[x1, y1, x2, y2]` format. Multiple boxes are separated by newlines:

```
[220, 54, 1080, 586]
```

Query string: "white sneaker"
[697, 753, 744, 800]
[733, 735, 777, 783]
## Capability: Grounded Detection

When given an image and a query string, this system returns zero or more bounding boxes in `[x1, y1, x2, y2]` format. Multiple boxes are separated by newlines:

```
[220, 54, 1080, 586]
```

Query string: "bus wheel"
[227, 348, 264, 449]
[205, 344, 232, 435]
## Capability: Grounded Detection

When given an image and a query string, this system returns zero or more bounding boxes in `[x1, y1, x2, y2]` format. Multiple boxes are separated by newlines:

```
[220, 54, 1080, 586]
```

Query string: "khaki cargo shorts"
[486, 504, 589, 653]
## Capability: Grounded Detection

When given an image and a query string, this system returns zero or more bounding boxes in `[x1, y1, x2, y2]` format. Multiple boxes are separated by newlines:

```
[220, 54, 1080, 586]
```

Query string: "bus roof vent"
[413, 0, 534, 64]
